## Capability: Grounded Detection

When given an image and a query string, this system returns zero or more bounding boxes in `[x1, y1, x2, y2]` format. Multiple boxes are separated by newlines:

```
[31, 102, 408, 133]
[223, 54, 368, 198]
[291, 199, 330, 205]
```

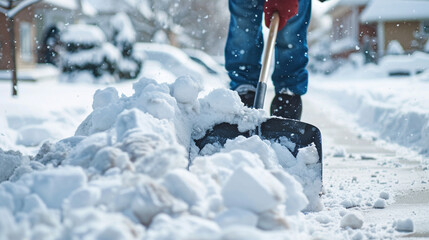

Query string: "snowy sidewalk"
[303, 86, 429, 238]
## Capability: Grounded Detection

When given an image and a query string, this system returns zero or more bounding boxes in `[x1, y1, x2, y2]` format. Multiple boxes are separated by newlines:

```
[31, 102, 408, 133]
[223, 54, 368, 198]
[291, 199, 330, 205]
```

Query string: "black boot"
[270, 92, 302, 120]
[235, 84, 256, 107]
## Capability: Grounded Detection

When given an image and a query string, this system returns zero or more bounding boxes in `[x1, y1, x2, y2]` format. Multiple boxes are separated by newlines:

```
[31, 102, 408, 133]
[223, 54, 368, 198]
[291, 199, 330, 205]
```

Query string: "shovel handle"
[253, 12, 280, 109]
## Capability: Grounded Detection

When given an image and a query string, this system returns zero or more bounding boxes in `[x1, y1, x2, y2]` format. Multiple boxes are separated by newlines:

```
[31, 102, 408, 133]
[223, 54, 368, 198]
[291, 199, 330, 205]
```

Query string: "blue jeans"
[225, 0, 311, 95]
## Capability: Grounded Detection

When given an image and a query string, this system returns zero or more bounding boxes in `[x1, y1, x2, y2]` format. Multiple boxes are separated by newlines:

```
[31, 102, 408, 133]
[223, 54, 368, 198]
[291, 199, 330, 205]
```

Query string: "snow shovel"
[194, 13, 322, 174]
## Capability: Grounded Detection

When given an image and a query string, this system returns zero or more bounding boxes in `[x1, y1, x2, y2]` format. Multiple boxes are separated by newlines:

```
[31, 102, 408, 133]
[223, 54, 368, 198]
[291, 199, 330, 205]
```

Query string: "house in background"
[326, 0, 429, 61]
[0, 0, 93, 81]
[360, 0, 429, 57]
[327, 0, 373, 59]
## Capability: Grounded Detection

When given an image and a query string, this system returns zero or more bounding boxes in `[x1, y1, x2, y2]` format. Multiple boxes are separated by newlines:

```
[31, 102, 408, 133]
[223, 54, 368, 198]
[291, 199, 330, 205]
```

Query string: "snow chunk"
[190, 150, 264, 186]
[379, 191, 390, 200]
[223, 135, 279, 169]
[296, 144, 319, 165]
[63, 208, 145, 240]
[0, 149, 30, 182]
[0, 208, 25, 239]
[91, 147, 132, 173]
[65, 186, 101, 209]
[162, 169, 207, 206]
[373, 198, 386, 209]
[271, 169, 309, 215]
[22, 194, 47, 213]
[257, 210, 290, 230]
[131, 178, 187, 226]
[19, 166, 86, 209]
[202, 88, 243, 113]
[146, 214, 220, 240]
[340, 212, 364, 229]
[394, 218, 414, 232]
[92, 87, 120, 110]
[170, 76, 201, 104]
[222, 166, 285, 213]
[115, 109, 175, 143]
[134, 145, 188, 178]
[341, 199, 359, 209]
[133, 78, 178, 120]
[65, 133, 109, 168]
[215, 208, 258, 228]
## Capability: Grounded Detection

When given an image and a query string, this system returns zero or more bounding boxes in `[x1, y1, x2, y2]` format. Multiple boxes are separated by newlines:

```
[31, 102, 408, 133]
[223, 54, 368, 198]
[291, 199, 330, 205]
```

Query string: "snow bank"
[0, 76, 323, 239]
[312, 77, 429, 159]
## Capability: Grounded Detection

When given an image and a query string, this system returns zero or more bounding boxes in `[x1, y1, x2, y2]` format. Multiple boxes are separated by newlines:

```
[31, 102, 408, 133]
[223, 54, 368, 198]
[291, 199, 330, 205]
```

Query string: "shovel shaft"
[253, 12, 280, 109]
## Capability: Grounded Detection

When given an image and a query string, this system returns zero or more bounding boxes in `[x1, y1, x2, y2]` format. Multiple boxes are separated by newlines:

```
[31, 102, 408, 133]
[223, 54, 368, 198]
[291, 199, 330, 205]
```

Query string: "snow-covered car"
[182, 48, 227, 77]
[134, 43, 229, 90]
[60, 24, 121, 83]
[134, 43, 208, 80]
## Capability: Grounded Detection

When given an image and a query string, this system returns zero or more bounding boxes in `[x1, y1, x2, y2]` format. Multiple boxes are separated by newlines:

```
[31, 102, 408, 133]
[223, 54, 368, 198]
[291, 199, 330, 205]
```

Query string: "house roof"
[361, 0, 429, 23]
[44, 0, 78, 10]
[326, 0, 370, 15]
[336, 0, 369, 6]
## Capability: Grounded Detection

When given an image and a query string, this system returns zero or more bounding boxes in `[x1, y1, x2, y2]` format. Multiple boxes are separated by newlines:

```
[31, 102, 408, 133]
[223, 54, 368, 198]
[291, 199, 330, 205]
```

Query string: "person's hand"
[264, 0, 299, 30]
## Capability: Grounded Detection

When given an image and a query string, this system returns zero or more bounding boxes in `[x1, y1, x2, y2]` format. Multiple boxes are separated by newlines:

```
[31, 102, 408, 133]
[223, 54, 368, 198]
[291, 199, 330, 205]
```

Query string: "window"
[19, 22, 33, 62]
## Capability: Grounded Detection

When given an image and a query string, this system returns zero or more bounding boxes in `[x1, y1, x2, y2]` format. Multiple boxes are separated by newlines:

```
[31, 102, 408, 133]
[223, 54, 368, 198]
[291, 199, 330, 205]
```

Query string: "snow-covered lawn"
[1, 46, 428, 239]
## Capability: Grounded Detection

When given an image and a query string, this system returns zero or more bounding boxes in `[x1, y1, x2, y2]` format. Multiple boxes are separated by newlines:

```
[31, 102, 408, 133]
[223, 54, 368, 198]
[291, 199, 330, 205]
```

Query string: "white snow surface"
[1, 43, 429, 239]
[0, 75, 322, 238]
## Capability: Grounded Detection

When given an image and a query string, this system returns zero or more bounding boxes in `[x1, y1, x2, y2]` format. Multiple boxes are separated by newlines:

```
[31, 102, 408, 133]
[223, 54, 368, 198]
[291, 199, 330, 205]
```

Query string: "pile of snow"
[334, 51, 429, 78]
[0, 76, 323, 239]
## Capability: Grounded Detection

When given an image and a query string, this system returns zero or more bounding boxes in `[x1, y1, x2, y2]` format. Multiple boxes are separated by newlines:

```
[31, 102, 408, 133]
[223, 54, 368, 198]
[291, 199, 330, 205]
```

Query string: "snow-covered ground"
[1, 45, 428, 239]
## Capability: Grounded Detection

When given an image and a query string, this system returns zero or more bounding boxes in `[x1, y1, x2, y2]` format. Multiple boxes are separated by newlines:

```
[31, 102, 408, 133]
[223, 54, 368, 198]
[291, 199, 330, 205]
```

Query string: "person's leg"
[225, 0, 265, 91]
[272, 0, 311, 95]
[269, 0, 311, 120]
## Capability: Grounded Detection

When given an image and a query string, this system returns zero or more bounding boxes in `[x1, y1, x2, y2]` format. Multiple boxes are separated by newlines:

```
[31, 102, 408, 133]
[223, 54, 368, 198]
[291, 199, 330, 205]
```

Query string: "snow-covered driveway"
[1, 59, 428, 239]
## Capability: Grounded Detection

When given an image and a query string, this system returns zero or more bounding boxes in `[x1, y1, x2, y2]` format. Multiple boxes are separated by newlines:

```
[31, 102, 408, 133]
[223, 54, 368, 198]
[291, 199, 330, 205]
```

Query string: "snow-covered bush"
[386, 40, 405, 55]
[60, 24, 121, 83]
[111, 13, 144, 80]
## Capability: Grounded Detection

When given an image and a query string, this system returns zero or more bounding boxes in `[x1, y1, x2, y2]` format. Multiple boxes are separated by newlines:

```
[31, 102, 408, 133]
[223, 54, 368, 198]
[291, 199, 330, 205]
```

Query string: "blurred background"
[1, 0, 429, 86]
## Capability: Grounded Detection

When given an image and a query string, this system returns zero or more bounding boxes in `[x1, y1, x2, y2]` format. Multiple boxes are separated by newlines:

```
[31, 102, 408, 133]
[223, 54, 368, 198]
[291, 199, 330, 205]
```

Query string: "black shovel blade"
[194, 122, 250, 150]
[260, 117, 322, 163]
[194, 117, 322, 165]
